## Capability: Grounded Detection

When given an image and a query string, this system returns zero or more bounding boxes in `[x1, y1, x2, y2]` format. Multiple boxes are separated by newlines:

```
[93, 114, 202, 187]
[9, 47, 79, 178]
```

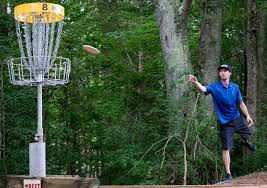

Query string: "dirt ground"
[229, 172, 267, 185]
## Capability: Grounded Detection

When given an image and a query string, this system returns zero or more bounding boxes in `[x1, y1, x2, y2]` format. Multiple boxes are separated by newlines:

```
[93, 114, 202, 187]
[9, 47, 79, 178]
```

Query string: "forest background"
[0, 0, 266, 185]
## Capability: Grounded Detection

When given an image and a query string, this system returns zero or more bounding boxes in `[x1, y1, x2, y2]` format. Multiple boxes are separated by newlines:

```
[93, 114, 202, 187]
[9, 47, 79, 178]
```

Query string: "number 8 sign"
[43, 4, 48, 11]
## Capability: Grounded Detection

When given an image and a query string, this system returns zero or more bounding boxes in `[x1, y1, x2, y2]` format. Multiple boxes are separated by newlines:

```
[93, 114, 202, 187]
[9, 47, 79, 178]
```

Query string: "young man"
[188, 64, 256, 182]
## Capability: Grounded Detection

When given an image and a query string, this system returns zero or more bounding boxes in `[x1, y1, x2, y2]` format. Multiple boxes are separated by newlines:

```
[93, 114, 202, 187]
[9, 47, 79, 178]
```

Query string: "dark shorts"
[218, 116, 251, 150]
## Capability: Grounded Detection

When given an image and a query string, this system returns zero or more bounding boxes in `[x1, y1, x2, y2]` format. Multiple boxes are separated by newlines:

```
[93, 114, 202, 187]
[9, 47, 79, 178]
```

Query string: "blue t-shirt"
[205, 81, 243, 124]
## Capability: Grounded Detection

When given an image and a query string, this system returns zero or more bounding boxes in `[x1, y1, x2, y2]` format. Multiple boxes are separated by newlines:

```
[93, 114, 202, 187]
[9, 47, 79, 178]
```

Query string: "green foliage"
[0, 0, 266, 186]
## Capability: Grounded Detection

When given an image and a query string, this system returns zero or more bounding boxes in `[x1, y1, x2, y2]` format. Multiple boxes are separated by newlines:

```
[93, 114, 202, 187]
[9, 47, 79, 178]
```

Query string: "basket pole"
[37, 82, 43, 142]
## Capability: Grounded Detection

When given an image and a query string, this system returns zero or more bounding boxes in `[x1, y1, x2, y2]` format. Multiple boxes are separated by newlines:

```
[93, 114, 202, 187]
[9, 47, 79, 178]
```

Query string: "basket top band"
[14, 3, 64, 23]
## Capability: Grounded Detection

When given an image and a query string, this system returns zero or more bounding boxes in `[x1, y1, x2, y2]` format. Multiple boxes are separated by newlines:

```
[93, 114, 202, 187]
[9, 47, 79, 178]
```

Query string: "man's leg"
[223, 150, 231, 174]
[218, 122, 234, 179]
[235, 116, 256, 151]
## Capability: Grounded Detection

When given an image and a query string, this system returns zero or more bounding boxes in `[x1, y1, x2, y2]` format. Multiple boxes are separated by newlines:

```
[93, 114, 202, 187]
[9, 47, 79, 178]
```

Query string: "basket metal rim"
[14, 3, 64, 23]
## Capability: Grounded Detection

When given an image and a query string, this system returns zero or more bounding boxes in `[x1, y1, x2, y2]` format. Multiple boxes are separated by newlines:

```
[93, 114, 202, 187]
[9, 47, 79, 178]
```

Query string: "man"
[188, 64, 256, 182]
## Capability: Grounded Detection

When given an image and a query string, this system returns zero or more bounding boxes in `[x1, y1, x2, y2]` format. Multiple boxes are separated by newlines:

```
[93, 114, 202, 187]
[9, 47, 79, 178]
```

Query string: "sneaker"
[217, 173, 233, 184]
[241, 139, 256, 151]
[225, 173, 233, 182]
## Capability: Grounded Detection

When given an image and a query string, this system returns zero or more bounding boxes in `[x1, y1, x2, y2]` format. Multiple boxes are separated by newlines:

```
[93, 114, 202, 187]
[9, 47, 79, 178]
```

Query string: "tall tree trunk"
[245, 0, 262, 123]
[0, 61, 6, 174]
[0, 62, 3, 164]
[156, 1, 193, 183]
[256, 10, 266, 123]
[199, 0, 223, 117]
[139, 0, 144, 73]
[156, 0, 193, 116]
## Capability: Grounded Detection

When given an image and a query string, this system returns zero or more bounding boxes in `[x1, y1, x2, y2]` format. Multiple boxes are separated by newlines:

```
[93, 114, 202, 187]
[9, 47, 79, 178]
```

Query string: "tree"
[156, 0, 193, 105]
[199, 0, 223, 116]
[0, 0, 266, 185]
[244, 0, 265, 123]
[255, 6, 266, 122]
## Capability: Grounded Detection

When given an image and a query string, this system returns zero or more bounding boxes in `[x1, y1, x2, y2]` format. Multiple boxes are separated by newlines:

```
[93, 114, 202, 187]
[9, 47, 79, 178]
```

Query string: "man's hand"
[188, 75, 197, 84]
[239, 101, 254, 128]
[246, 116, 254, 128]
[188, 74, 207, 93]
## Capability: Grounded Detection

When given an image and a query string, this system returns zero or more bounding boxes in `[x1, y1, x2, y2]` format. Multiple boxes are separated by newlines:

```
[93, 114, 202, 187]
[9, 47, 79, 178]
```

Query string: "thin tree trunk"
[199, 0, 222, 116]
[138, 50, 145, 95]
[138, 51, 144, 72]
[156, 0, 193, 131]
[182, 127, 188, 185]
[139, 0, 145, 73]
[256, 11, 265, 123]
[0, 62, 3, 163]
[245, 0, 260, 123]
[0, 61, 6, 174]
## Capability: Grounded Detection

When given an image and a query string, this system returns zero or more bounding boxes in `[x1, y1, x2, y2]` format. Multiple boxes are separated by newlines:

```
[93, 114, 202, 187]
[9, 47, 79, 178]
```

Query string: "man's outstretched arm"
[239, 101, 254, 127]
[188, 75, 207, 93]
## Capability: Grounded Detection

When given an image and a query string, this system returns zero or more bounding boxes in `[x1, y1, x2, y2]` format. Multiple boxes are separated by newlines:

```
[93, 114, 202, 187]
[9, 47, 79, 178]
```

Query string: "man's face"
[219, 69, 231, 80]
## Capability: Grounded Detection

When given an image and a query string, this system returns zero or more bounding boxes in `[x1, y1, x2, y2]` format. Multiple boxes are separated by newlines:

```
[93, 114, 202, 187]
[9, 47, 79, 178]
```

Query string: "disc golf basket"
[7, 3, 71, 177]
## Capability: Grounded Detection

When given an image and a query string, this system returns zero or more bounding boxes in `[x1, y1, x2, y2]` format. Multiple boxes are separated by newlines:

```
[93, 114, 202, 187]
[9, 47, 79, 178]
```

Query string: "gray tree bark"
[156, 0, 193, 114]
[255, 11, 266, 123]
[199, 0, 223, 116]
[245, 0, 264, 123]
[156, 1, 193, 184]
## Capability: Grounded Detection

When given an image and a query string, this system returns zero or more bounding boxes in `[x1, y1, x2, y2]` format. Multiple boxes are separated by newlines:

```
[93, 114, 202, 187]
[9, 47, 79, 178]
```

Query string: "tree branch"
[125, 48, 136, 71]
[160, 136, 174, 169]
[126, 136, 172, 174]
[182, 93, 200, 185]
[181, 0, 193, 20]
[193, 139, 198, 160]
